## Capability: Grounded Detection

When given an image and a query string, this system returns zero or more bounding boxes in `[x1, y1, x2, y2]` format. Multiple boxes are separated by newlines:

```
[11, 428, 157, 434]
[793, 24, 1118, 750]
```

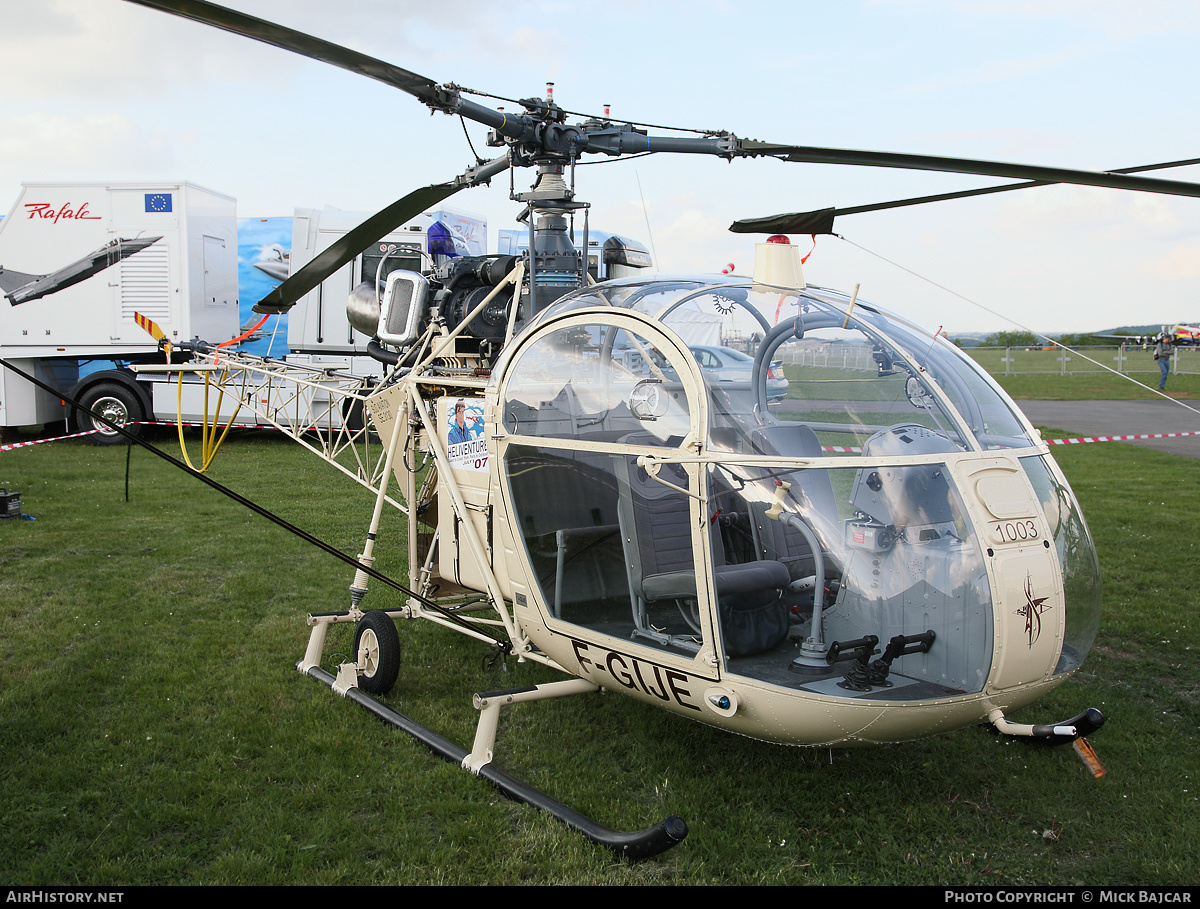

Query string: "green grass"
[782, 354, 1200, 401]
[0, 424, 1197, 885]
[781, 365, 911, 402]
[963, 345, 1200, 400]
[993, 371, 1200, 401]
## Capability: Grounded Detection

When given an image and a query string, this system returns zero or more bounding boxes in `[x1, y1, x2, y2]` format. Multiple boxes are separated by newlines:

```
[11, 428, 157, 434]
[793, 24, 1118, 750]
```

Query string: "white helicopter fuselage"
[365, 274, 1102, 748]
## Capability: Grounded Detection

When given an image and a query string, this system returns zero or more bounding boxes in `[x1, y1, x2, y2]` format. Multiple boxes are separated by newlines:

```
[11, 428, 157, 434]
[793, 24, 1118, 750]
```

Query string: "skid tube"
[302, 665, 688, 860]
[988, 707, 1105, 746]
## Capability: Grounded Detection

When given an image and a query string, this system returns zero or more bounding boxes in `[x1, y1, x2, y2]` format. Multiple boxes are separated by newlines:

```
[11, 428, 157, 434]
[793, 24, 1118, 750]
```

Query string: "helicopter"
[33, 0, 1200, 858]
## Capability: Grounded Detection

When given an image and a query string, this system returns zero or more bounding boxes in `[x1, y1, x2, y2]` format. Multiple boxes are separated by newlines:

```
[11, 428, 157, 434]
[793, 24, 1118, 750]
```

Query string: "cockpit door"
[493, 311, 723, 688]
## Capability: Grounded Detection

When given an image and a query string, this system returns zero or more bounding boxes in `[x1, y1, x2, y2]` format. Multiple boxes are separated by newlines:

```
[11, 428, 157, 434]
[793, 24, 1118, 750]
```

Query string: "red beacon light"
[766, 235, 791, 244]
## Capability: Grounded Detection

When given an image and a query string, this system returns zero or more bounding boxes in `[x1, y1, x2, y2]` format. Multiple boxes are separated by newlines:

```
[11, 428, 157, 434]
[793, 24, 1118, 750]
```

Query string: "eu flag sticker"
[145, 193, 172, 212]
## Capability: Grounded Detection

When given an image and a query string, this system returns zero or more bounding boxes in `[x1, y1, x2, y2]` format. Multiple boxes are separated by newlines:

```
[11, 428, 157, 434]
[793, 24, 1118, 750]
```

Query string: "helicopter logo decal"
[711, 294, 739, 315]
[1018, 573, 1051, 647]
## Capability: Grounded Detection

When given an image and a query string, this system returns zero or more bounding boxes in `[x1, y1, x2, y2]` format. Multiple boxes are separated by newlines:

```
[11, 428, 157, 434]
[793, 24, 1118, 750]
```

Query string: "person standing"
[1154, 331, 1174, 390]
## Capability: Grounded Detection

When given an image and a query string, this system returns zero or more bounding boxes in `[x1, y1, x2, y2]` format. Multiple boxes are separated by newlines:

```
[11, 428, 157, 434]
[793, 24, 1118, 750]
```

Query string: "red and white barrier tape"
[1044, 430, 1200, 445]
[1, 429, 101, 451]
[821, 431, 1200, 453]
[0, 420, 243, 452]
[6, 425, 1200, 455]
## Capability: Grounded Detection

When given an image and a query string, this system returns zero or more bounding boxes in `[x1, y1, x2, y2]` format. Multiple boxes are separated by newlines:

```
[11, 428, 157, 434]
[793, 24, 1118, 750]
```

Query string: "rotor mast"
[495, 86, 594, 318]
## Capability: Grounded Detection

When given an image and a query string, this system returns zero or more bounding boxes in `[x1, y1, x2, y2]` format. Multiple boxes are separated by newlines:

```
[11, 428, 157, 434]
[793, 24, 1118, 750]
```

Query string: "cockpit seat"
[746, 422, 825, 459]
[614, 451, 791, 656]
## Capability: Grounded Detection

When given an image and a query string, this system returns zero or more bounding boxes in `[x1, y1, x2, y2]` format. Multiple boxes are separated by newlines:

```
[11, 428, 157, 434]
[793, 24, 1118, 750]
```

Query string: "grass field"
[963, 346, 1200, 392]
[993, 370, 1200, 401]
[781, 358, 1200, 402]
[0, 418, 1198, 885]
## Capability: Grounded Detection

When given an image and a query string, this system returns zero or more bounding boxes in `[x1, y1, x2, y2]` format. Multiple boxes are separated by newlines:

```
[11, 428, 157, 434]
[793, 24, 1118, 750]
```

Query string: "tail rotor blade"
[133, 311, 166, 342]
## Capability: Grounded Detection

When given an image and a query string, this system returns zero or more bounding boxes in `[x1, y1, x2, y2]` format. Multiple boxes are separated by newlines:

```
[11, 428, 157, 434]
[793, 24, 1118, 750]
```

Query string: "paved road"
[1016, 399, 1200, 459]
[775, 397, 1200, 457]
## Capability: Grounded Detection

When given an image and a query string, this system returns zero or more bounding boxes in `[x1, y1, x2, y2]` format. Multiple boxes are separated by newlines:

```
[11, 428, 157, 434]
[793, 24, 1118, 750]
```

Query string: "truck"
[238, 210, 651, 381]
[0, 185, 490, 440]
[0, 181, 239, 438]
[0, 183, 652, 441]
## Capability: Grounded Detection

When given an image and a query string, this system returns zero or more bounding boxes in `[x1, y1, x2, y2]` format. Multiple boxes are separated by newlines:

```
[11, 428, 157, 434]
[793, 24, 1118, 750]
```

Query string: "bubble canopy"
[494, 276, 1099, 708]
[508, 275, 1035, 455]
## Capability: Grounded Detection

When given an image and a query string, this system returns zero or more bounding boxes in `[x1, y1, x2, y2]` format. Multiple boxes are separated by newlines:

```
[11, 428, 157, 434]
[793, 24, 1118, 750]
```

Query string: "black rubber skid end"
[1031, 707, 1106, 746]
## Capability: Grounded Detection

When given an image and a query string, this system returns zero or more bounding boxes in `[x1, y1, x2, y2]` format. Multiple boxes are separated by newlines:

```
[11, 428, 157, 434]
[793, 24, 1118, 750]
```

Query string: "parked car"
[689, 345, 789, 402]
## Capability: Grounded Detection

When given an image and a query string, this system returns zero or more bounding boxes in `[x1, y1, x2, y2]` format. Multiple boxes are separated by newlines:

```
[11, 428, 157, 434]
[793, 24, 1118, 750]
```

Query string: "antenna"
[635, 171, 659, 270]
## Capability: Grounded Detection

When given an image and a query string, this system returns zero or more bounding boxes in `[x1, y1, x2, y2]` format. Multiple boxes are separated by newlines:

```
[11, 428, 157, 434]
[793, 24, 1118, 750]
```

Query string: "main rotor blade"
[740, 141, 1200, 200]
[125, 2, 1200, 206]
[125, 0, 442, 104]
[730, 156, 1200, 235]
[125, 0, 533, 141]
[253, 182, 465, 315]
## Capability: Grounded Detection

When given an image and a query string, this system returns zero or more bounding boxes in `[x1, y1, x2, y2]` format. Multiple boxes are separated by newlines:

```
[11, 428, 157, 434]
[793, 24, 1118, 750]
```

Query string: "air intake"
[377, 270, 430, 347]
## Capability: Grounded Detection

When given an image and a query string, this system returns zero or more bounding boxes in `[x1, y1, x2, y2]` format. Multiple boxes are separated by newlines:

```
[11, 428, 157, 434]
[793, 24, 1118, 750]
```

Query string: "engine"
[347, 254, 520, 364]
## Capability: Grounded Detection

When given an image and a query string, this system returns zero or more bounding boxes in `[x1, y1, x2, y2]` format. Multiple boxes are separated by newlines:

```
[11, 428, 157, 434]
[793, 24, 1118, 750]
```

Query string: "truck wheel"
[341, 377, 376, 436]
[352, 610, 401, 694]
[342, 395, 367, 435]
[75, 383, 144, 446]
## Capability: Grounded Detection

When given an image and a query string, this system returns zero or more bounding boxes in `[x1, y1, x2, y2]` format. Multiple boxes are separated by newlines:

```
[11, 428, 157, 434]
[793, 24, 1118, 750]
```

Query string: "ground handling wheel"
[352, 610, 401, 694]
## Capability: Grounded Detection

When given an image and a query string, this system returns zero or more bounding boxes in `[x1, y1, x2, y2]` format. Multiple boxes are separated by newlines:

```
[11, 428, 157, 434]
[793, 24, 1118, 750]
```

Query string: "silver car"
[689, 345, 789, 402]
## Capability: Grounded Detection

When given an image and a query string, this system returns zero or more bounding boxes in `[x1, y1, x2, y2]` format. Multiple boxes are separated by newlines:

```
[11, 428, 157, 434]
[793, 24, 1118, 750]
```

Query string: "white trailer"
[1, 188, 651, 441]
[282, 205, 487, 377]
[0, 181, 239, 435]
[0, 190, 491, 438]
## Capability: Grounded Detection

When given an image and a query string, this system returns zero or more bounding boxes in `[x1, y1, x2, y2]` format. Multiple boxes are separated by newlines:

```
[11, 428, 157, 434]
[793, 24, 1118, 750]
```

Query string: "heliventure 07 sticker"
[446, 398, 487, 472]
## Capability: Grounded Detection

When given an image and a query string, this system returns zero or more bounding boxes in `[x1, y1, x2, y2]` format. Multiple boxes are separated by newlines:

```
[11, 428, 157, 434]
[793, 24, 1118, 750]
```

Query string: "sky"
[3, 0, 1200, 335]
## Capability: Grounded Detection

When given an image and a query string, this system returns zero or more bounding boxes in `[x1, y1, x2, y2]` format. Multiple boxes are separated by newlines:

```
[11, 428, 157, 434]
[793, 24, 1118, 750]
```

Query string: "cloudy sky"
[4, 0, 1200, 334]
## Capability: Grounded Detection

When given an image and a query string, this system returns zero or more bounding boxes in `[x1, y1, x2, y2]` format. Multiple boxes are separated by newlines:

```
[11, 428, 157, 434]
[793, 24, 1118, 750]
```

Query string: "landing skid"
[988, 706, 1108, 778]
[300, 664, 688, 860]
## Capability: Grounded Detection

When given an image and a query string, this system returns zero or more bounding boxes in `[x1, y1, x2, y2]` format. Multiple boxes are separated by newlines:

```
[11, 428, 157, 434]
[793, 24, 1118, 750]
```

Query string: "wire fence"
[777, 341, 878, 371]
[776, 341, 1199, 376]
[962, 345, 1200, 376]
